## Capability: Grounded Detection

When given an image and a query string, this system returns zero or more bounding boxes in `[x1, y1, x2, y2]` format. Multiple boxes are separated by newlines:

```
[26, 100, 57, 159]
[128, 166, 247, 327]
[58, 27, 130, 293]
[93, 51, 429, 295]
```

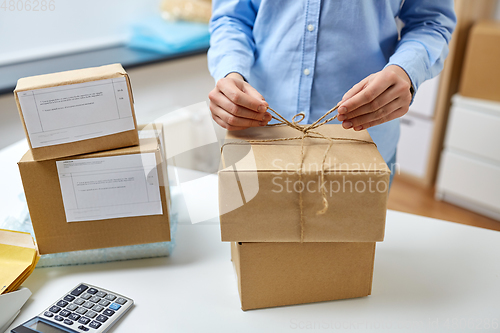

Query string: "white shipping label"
[56, 153, 163, 222]
[17, 77, 135, 148]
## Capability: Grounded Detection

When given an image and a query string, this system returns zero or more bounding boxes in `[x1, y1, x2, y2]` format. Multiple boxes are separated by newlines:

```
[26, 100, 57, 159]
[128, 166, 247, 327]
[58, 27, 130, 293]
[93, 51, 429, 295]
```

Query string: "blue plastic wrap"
[127, 17, 210, 54]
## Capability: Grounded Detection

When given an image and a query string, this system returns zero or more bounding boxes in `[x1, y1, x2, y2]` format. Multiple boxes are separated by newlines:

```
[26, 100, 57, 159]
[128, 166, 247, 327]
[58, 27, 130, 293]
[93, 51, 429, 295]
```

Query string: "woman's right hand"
[208, 72, 272, 131]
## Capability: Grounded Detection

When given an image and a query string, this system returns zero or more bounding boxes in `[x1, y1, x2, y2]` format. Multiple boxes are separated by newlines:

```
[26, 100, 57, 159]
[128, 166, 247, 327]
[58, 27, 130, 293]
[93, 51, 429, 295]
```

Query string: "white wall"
[0, 0, 160, 66]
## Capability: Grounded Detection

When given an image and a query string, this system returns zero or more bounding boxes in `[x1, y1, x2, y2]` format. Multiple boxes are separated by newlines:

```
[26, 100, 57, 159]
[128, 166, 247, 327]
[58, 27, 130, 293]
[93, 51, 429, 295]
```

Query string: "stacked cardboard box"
[459, 21, 500, 103]
[219, 125, 390, 310]
[15, 65, 171, 255]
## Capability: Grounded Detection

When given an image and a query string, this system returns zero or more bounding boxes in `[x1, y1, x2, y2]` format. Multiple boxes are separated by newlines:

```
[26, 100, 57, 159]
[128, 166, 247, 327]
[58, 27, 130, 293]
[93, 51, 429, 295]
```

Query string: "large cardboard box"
[14, 63, 139, 161]
[460, 21, 500, 102]
[231, 241, 376, 310]
[18, 130, 170, 254]
[219, 125, 390, 242]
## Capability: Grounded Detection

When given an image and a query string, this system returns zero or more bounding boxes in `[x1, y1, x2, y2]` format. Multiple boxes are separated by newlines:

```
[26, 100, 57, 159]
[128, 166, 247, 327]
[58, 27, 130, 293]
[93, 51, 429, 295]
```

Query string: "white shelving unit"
[436, 95, 500, 221]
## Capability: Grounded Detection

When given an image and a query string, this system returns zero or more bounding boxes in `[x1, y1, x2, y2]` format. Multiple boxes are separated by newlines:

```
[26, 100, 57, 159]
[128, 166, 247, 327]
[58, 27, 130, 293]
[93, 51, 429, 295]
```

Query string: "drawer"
[436, 149, 500, 215]
[397, 114, 434, 178]
[445, 95, 500, 163]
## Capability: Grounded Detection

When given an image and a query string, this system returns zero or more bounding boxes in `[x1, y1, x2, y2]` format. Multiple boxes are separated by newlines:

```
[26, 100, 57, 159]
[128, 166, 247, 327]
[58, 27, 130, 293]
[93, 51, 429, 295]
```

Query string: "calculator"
[11, 283, 133, 333]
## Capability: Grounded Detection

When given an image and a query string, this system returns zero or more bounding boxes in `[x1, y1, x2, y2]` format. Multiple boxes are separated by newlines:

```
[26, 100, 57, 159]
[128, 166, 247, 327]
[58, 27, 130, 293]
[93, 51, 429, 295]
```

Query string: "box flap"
[15, 63, 127, 92]
[221, 125, 389, 173]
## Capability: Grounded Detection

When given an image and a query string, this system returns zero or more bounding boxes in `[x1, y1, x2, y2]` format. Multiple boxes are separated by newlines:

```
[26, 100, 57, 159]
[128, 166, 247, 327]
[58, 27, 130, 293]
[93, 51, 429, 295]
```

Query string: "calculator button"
[89, 321, 101, 329]
[96, 291, 107, 298]
[64, 319, 74, 325]
[109, 303, 121, 311]
[96, 315, 108, 323]
[64, 295, 75, 302]
[44, 311, 54, 317]
[90, 296, 100, 303]
[86, 311, 97, 318]
[68, 313, 81, 321]
[74, 298, 85, 305]
[54, 315, 64, 321]
[76, 307, 88, 315]
[104, 294, 116, 301]
[83, 301, 94, 309]
[71, 285, 89, 296]
[56, 300, 68, 307]
[78, 325, 90, 331]
[67, 303, 78, 311]
[60, 309, 71, 317]
[98, 299, 110, 307]
[115, 297, 127, 305]
[81, 293, 92, 300]
[103, 309, 115, 317]
[78, 317, 91, 325]
[87, 288, 98, 295]
[92, 305, 104, 312]
[49, 306, 61, 313]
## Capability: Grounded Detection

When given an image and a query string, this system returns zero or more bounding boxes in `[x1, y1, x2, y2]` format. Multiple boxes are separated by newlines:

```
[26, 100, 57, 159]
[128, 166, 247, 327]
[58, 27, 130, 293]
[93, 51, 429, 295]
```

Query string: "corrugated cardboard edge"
[14, 64, 138, 161]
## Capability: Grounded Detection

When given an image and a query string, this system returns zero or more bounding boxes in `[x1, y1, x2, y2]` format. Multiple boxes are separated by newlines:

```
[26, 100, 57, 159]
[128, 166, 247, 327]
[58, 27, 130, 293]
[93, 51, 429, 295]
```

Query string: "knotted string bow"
[221, 104, 376, 242]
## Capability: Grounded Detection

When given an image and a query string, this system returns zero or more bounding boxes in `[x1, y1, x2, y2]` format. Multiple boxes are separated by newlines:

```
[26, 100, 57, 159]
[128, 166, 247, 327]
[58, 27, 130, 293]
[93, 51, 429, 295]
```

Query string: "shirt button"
[307, 24, 314, 32]
[303, 68, 310, 76]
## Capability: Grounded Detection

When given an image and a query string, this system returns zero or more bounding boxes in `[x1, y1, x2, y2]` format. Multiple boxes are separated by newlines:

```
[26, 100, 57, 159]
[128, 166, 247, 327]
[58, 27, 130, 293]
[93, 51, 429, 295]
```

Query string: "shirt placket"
[297, 0, 321, 123]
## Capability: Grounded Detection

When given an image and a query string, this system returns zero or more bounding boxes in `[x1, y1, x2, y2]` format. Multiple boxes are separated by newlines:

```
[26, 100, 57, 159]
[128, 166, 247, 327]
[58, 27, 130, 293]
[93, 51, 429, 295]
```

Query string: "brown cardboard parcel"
[14, 63, 139, 161]
[219, 125, 390, 242]
[18, 133, 170, 255]
[460, 21, 500, 103]
[231, 241, 376, 310]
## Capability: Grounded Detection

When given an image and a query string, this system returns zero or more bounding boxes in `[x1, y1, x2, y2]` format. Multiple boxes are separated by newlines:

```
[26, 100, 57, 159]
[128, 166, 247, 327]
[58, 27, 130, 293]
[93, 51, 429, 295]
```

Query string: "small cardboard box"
[231, 241, 376, 310]
[460, 21, 500, 102]
[18, 129, 170, 255]
[14, 63, 139, 161]
[219, 125, 390, 242]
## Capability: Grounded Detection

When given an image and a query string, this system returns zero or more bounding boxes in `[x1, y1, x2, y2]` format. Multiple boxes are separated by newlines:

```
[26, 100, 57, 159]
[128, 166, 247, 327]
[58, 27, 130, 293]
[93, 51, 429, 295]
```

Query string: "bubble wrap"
[1, 187, 180, 268]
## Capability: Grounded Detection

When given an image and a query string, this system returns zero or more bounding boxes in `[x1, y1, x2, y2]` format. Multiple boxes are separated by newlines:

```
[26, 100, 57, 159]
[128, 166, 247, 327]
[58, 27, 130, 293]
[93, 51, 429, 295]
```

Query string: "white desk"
[2, 141, 500, 333]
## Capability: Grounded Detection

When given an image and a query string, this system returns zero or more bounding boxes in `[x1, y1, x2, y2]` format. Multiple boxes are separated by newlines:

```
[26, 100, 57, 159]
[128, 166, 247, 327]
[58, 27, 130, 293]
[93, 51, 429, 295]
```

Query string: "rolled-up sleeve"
[386, 0, 456, 94]
[208, 0, 258, 82]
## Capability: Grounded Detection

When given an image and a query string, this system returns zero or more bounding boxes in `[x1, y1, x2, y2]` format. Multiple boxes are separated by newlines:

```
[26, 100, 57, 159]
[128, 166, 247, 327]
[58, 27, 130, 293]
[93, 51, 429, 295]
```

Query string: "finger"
[362, 107, 408, 130]
[210, 102, 268, 128]
[337, 85, 400, 121]
[212, 93, 268, 121]
[217, 78, 267, 112]
[212, 113, 247, 131]
[339, 74, 393, 115]
[342, 98, 405, 130]
[341, 77, 369, 105]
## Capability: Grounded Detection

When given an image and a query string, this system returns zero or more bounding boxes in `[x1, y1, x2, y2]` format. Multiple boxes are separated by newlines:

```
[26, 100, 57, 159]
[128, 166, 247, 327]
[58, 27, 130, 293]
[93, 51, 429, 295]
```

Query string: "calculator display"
[29, 321, 67, 333]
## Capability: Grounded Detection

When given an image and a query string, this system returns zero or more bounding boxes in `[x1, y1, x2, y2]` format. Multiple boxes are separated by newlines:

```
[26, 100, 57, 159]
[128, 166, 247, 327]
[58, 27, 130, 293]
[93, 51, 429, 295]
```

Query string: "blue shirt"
[208, 0, 456, 162]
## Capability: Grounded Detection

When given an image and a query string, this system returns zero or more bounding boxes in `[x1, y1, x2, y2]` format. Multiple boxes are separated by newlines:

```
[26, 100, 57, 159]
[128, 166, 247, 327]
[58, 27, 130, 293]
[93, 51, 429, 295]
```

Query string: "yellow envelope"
[0, 229, 39, 294]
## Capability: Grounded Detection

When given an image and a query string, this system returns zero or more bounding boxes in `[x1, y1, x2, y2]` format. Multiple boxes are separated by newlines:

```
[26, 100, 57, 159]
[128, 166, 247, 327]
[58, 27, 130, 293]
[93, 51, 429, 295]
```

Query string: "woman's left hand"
[337, 65, 413, 131]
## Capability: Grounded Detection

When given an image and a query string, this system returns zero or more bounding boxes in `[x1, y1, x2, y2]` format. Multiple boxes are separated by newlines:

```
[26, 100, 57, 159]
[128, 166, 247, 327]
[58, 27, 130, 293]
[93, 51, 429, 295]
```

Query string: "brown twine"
[220, 103, 376, 242]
